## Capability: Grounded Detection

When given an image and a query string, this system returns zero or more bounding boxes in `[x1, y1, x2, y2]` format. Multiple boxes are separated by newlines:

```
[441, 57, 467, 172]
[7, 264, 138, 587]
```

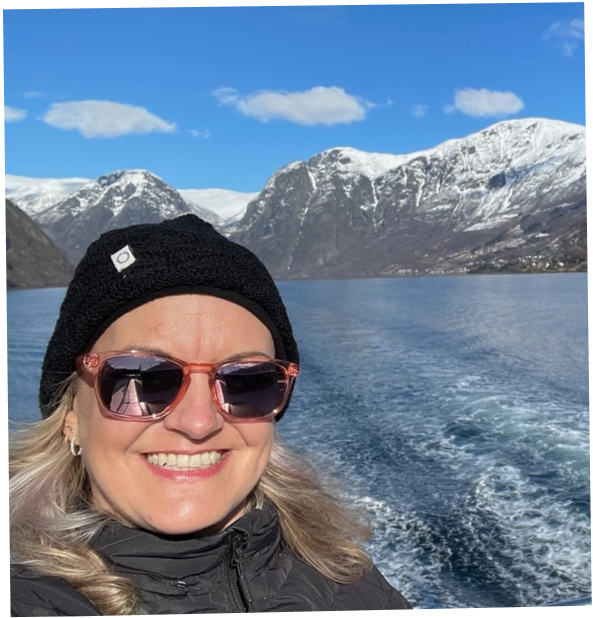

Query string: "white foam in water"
[357, 495, 471, 609]
[466, 464, 591, 606]
[398, 365, 590, 483]
[387, 368, 590, 605]
[354, 465, 590, 608]
[280, 317, 590, 608]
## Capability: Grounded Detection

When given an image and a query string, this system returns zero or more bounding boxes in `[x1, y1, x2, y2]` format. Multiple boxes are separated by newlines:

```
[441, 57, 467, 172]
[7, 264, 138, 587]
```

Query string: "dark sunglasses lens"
[98, 356, 183, 417]
[216, 361, 287, 418]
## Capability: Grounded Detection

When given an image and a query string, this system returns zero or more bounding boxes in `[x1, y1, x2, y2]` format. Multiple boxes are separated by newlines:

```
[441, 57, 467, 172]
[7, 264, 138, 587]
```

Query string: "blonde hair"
[10, 377, 372, 615]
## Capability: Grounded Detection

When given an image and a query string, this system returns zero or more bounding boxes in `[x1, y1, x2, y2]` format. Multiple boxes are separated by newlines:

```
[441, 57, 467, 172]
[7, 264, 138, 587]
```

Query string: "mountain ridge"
[230, 117, 586, 277]
[5, 117, 586, 278]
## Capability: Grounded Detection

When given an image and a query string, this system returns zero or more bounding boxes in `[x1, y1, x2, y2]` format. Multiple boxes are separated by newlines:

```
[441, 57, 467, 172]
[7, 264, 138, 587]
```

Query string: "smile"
[146, 451, 223, 469]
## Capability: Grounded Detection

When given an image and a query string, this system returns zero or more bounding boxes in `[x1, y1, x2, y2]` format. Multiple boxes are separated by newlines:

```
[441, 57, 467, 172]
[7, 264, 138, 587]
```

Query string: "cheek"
[74, 382, 143, 453]
[72, 381, 97, 441]
[242, 423, 275, 467]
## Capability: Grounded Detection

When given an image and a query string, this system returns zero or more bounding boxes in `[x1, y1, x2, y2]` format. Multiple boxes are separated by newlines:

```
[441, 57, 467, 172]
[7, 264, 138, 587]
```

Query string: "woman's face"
[64, 294, 276, 535]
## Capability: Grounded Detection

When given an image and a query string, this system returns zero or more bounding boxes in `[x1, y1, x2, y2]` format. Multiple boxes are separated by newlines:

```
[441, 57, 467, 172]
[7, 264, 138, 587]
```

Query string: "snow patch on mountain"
[5, 174, 90, 216]
[308, 147, 415, 182]
[179, 188, 258, 221]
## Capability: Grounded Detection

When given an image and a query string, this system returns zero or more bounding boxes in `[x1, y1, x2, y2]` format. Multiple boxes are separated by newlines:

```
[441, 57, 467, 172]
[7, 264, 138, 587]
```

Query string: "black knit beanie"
[39, 214, 299, 420]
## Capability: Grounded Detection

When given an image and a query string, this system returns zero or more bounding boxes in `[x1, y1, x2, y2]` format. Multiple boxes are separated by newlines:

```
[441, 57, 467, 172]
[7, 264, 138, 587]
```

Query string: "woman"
[10, 214, 411, 615]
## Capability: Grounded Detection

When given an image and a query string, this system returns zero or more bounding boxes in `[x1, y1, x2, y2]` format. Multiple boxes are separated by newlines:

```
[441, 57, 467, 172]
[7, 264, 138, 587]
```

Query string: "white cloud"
[5, 106, 27, 122]
[42, 100, 177, 138]
[544, 19, 584, 57]
[367, 98, 393, 111]
[445, 88, 524, 118]
[213, 86, 370, 126]
[213, 87, 240, 106]
[411, 104, 428, 118]
[24, 91, 44, 98]
[189, 128, 211, 139]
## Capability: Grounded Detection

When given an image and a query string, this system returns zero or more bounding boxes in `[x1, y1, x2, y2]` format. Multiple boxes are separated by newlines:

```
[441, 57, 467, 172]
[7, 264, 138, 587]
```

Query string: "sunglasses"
[77, 351, 299, 422]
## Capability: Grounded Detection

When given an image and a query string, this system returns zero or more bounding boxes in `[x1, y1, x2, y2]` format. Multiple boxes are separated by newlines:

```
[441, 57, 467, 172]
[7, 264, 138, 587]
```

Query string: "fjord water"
[7, 274, 590, 609]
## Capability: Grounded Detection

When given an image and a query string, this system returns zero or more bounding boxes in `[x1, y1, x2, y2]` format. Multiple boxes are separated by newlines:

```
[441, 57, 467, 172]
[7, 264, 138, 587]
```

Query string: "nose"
[162, 373, 224, 439]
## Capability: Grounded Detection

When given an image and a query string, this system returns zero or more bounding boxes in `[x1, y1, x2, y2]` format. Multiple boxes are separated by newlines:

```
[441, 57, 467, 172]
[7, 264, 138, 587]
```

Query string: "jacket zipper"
[224, 530, 254, 613]
[145, 572, 187, 590]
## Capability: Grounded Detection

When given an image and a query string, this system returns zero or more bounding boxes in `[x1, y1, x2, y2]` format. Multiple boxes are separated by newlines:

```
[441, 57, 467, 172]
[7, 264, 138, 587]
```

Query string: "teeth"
[147, 451, 222, 469]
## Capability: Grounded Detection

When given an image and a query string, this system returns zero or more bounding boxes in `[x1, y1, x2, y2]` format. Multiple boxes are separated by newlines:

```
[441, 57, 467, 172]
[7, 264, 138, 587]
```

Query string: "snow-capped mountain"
[13, 170, 260, 265]
[5, 117, 586, 277]
[230, 118, 586, 277]
[34, 170, 196, 264]
[5, 174, 90, 216]
[179, 188, 258, 224]
[5, 174, 257, 223]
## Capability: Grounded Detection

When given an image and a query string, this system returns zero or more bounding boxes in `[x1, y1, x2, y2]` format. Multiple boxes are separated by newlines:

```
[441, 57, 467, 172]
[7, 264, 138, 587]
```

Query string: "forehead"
[93, 294, 275, 357]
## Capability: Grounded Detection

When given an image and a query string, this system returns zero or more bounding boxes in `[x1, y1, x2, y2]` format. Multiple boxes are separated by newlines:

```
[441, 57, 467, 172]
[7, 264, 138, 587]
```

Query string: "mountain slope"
[6, 199, 74, 288]
[230, 118, 586, 277]
[468, 216, 587, 274]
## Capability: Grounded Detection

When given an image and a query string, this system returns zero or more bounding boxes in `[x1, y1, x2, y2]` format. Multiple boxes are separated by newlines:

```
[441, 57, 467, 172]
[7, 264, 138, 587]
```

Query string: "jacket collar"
[92, 506, 280, 580]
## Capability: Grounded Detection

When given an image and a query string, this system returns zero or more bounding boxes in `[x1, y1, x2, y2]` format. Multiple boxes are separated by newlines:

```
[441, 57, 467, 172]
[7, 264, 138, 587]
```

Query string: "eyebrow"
[121, 346, 273, 362]
[224, 351, 274, 362]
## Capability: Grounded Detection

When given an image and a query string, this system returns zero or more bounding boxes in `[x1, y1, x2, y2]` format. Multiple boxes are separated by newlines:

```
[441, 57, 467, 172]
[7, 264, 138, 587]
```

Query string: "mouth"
[146, 451, 224, 470]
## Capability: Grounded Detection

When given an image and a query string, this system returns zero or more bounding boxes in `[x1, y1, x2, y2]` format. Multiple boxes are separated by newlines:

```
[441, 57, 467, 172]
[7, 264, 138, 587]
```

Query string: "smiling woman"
[9, 214, 411, 615]
[69, 295, 279, 536]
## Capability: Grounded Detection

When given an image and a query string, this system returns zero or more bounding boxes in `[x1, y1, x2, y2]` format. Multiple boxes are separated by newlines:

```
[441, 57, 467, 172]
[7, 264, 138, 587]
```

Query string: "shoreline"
[6, 267, 588, 291]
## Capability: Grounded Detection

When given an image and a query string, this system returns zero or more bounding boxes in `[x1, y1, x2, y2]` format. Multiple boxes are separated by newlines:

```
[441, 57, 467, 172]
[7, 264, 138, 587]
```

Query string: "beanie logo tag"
[111, 245, 136, 272]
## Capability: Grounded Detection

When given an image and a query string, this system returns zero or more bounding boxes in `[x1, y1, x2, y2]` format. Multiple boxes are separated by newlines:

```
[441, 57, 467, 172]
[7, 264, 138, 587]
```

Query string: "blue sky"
[3, 1, 586, 193]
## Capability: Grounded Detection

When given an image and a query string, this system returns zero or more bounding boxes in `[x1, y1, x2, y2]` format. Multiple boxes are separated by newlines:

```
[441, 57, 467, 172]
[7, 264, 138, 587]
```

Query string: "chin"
[138, 501, 247, 537]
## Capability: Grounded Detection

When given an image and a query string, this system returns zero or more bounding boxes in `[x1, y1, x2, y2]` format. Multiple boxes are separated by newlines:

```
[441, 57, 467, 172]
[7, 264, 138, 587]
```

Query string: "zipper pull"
[230, 531, 254, 612]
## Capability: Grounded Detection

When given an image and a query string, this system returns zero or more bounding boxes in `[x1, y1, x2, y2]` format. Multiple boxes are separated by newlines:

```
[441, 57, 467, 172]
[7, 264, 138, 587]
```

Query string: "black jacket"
[11, 507, 411, 615]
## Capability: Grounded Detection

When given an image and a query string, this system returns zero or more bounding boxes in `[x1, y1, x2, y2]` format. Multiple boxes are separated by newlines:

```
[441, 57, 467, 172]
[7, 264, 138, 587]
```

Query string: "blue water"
[6, 274, 591, 608]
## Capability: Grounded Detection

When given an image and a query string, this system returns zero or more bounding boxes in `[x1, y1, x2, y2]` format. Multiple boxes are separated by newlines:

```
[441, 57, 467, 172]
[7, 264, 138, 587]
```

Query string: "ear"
[63, 409, 79, 438]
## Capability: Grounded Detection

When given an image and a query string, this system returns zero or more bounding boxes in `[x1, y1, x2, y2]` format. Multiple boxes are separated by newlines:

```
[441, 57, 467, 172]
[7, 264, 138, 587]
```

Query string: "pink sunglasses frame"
[76, 350, 300, 423]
